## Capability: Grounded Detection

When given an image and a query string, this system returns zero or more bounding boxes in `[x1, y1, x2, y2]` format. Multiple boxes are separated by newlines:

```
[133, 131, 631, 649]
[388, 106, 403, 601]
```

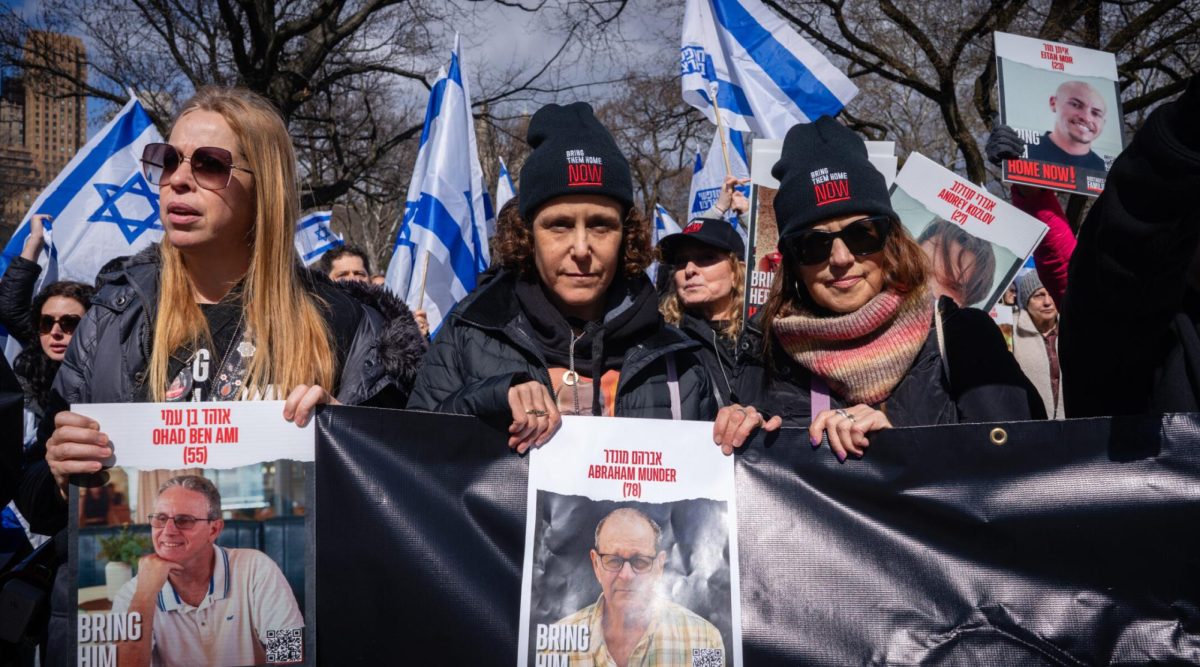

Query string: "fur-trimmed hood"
[323, 275, 428, 398]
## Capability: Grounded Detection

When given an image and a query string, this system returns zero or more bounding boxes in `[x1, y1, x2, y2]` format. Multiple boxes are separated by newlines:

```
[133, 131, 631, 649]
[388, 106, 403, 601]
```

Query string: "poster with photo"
[69, 401, 314, 667]
[744, 139, 783, 321]
[891, 153, 1048, 312]
[995, 31, 1124, 196]
[517, 417, 739, 667]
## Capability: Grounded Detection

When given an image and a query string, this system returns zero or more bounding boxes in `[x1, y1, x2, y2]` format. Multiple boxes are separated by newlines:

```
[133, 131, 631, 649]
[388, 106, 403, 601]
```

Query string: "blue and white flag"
[495, 157, 516, 213]
[654, 203, 683, 245]
[688, 126, 750, 237]
[680, 0, 858, 138]
[294, 211, 342, 266]
[648, 204, 684, 283]
[385, 36, 494, 332]
[0, 95, 163, 288]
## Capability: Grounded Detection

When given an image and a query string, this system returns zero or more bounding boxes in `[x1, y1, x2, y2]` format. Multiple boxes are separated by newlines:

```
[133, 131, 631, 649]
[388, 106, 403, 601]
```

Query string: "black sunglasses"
[781, 216, 893, 266]
[39, 314, 81, 335]
[141, 143, 254, 191]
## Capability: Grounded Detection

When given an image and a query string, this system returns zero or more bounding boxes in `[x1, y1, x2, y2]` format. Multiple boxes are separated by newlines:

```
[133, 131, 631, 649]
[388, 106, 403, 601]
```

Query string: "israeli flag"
[688, 126, 750, 237]
[0, 95, 163, 288]
[495, 157, 517, 213]
[385, 36, 494, 332]
[654, 203, 683, 244]
[681, 0, 858, 138]
[648, 204, 684, 283]
[294, 211, 342, 266]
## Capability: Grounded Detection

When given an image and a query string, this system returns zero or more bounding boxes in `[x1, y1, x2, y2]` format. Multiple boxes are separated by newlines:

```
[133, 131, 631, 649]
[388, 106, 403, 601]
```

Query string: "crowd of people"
[0, 70, 1195, 664]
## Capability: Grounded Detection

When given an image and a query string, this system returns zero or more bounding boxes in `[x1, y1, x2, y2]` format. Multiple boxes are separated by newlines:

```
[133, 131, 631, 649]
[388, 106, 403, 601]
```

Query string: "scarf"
[773, 287, 934, 405]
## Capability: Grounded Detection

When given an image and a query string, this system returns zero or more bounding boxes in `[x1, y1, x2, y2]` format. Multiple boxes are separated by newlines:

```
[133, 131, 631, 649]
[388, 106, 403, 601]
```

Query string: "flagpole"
[418, 251, 431, 310]
[708, 83, 734, 177]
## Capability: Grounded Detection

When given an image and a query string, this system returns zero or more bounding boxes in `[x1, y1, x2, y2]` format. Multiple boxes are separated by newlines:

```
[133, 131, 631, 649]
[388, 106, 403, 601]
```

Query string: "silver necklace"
[562, 330, 584, 414]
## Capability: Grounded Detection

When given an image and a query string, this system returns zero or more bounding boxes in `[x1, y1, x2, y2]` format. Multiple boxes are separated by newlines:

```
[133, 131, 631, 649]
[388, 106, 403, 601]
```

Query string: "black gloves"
[985, 124, 1025, 166]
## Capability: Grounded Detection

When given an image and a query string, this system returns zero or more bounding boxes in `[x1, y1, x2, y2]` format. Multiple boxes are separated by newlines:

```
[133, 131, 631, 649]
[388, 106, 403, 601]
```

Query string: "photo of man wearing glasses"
[110, 475, 302, 667]
[547, 507, 724, 667]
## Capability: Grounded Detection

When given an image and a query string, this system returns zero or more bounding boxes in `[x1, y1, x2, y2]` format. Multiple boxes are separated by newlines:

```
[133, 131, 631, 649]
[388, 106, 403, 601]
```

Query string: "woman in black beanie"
[729, 117, 1044, 461]
[409, 102, 766, 452]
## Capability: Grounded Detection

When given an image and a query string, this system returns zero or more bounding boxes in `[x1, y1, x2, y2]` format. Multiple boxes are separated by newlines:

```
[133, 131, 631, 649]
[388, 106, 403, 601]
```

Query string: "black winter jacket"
[408, 270, 718, 422]
[15, 245, 424, 667]
[1061, 75, 1200, 418]
[735, 297, 1046, 427]
[0, 256, 49, 421]
[0, 255, 42, 346]
[675, 312, 739, 407]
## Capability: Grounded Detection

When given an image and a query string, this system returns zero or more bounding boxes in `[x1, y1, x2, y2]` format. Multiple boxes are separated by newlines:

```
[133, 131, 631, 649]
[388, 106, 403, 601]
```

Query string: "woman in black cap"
[658, 216, 746, 407]
[409, 102, 768, 453]
[729, 116, 1044, 462]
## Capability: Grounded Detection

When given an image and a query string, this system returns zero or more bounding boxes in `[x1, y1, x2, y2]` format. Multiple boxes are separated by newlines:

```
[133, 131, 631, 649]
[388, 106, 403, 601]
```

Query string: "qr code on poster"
[265, 628, 303, 664]
[692, 647, 723, 667]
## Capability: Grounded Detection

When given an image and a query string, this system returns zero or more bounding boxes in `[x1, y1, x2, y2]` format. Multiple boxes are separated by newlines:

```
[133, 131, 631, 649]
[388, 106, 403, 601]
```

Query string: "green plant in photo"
[98, 526, 152, 570]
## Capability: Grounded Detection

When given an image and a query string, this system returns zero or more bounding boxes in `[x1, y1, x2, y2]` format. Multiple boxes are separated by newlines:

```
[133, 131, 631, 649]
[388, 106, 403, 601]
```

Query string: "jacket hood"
[326, 275, 428, 394]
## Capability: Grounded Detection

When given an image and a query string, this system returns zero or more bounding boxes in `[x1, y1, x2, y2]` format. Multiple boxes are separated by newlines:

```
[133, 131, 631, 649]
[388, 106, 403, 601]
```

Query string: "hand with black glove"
[985, 124, 1026, 166]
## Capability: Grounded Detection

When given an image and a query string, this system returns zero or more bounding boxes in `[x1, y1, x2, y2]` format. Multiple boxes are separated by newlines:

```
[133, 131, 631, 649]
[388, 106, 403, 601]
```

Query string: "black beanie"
[771, 116, 895, 240]
[518, 102, 634, 220]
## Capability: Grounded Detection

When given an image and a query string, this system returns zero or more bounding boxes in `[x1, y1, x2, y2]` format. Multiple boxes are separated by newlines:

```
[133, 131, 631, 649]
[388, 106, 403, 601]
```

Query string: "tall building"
[0, 30, 88, 234]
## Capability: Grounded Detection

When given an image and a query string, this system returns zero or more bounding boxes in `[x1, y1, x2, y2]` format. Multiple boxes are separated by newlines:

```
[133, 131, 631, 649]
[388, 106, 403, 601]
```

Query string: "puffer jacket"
[675, 312, 739, 407]
[408, 270, 718, 422]
[15, 244, 425, 666]
[0, 256, 50, 447]
[734, 297, 1046, 427]
[0, 255, 42, 346]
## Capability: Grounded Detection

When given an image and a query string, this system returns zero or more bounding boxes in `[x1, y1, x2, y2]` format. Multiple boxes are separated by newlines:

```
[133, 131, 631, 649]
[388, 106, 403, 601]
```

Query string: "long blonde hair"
[148, 87, 335, 401]
[659, 251, 746, 341]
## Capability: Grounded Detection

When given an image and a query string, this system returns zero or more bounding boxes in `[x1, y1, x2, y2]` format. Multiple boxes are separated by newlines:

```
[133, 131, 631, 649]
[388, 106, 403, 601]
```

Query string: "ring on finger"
[525, 409, 548, 417]
[735, 408, 748, 418]
[834, 409, 850, 419]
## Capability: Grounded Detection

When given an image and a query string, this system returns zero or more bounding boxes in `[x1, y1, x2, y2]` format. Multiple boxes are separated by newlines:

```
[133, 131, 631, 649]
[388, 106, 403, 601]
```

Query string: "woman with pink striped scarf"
[721, 118, 1046, 463]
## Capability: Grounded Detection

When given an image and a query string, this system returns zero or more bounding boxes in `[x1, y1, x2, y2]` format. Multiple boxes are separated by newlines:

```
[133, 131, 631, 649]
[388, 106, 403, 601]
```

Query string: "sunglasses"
[782, 216, 893, 266]
[39, 314, 81, 335]
[141, 143, 254, 191]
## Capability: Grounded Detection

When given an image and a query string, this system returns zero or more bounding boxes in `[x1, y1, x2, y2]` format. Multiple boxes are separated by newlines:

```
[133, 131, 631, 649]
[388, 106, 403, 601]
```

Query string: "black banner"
[316, 407, 1200, 664]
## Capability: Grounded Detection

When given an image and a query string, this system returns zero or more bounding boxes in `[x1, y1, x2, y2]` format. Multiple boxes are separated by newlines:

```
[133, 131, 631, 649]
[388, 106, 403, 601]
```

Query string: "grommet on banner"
[989, 427, 1008, 446]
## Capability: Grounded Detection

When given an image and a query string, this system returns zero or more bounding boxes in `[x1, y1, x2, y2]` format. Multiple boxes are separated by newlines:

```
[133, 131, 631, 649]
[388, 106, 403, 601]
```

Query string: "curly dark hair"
[491, 196, 654, 280]
[14, 280, 94, 409]
[318, 244, 371, 276]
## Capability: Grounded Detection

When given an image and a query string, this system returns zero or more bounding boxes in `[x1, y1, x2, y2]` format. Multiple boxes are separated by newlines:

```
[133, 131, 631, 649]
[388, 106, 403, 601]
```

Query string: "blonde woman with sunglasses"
[15, 87, 414, 665]
[724, 118, 1045, 462]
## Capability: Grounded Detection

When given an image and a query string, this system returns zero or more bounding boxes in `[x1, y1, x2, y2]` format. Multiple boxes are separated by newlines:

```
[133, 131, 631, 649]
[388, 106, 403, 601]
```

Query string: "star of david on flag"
[294, 211, 343, 266]
[1, 95, 164, 288]
[88, 172, 162, 244]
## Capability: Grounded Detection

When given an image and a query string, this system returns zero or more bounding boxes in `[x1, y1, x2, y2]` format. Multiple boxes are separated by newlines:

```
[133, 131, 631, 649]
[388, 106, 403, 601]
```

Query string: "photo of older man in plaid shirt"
[547, 507, 725, 667]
